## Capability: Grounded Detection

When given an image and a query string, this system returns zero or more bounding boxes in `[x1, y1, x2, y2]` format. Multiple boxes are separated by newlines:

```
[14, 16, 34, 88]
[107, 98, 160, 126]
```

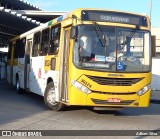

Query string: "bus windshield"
[73, 25, 151, 72]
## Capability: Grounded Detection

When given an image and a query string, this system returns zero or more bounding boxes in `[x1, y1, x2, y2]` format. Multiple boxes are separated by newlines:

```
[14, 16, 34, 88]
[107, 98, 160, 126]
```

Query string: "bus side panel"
[29, 56, 44, 96]
[12, 58, 18, 86]
[17, 58, 25, 89]
[42, 71, 59, 97]
[7, 42, 15, 84]
[44, 55, 61, 100]
[7, 65, 12, 84]
[12, 65, 17, 85]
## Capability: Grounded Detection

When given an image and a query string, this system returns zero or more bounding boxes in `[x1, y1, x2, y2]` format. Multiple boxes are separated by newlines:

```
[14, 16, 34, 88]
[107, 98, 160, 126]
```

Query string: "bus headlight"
[137, 85, 150, 96]
[71, 80, 91, 94]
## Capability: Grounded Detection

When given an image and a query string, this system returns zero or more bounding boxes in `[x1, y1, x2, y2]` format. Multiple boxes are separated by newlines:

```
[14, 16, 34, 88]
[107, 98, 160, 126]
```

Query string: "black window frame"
[32, 32, 41, 57]
[15, 38, 26, 58]
[49, 25, 61, 55]
[40, 28, 50, 56]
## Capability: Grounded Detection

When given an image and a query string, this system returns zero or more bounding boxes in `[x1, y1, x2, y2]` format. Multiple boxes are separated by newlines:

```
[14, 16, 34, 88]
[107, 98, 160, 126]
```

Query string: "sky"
[26, 0, 159, 27]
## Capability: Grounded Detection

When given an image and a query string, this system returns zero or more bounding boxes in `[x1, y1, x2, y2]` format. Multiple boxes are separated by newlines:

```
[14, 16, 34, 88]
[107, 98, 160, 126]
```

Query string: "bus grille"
[91, 98, 134, 105]
[92, 91, 136, 95]
[86, 75, 143, 86]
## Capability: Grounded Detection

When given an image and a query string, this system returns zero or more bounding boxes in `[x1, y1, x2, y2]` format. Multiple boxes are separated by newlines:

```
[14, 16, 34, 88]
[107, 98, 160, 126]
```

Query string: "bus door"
[24, 39, 32, 89]
[60, 28, 70, 102]
[10, 42, 16, 84]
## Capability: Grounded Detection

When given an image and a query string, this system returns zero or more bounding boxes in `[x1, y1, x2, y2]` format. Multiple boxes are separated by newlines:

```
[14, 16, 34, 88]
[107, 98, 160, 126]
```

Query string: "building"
[151, 27, 160, 55]
[151, 27, 160, 90]
[0, 0, 66, 48]
[0, 0, 66, 79]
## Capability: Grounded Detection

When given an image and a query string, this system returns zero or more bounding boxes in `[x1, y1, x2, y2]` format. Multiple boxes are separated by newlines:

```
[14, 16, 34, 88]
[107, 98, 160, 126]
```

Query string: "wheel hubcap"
[47, 88, 57, 105]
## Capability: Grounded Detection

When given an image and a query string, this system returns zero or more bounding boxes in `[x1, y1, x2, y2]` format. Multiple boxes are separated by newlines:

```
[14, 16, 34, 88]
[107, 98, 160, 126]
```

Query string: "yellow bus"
[7, 8, 151, 111]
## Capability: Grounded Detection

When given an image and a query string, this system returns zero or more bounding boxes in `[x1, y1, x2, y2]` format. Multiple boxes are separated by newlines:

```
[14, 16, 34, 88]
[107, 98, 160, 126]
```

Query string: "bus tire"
[44, 82, 65, 111]
[16, 76, 23, 94]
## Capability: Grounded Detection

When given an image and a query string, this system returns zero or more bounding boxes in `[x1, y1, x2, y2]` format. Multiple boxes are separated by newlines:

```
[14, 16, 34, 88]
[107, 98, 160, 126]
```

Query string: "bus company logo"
[108, 73, 125, 77]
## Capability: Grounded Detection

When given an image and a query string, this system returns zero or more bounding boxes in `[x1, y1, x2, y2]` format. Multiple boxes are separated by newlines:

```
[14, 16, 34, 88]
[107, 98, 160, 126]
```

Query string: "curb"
[0, 80, 8, 83]
[150, 99, 160, 104]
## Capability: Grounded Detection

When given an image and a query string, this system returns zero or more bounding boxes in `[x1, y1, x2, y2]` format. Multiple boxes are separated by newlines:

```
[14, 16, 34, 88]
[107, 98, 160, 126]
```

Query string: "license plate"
[108, 98, 121, 103]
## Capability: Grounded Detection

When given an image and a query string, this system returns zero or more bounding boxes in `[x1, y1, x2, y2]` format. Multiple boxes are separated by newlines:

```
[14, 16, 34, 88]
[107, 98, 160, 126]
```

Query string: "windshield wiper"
[93, 22, 107, 47]
[121, 25, 140, 46]
[119, 26, 140, 57]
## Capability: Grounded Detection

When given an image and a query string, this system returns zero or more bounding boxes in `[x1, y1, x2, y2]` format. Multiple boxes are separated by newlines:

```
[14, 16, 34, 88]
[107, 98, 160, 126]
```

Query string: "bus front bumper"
[68, 86, 151, 107]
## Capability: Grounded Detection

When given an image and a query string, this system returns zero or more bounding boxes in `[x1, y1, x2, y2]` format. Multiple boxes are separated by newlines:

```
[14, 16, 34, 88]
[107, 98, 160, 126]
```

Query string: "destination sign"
[81, 10, 147, 27]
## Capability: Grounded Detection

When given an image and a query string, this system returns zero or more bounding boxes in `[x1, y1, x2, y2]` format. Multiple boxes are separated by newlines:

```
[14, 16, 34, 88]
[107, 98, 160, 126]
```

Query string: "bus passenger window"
[33, 32, 41, 57]
[7, 43, 12, 60]
[14, 38, 25, 59]
[49, 26, 61, 55]
[41, 28, 50, 56]
[16, 38, 26, 58]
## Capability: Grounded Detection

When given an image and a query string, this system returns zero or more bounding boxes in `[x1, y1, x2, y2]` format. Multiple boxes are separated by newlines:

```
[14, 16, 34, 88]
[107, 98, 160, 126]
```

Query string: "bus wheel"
[16, 76, 22, 94]
[44, 82, 64, 111]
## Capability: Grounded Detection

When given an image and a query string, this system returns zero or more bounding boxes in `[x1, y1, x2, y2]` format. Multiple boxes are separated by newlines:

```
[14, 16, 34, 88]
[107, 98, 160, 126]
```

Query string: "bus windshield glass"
[73, 25, 151, 72]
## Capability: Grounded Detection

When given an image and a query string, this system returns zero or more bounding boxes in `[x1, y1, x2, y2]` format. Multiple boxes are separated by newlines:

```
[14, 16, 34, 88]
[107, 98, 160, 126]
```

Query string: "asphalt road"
[0, 80, 160, 138]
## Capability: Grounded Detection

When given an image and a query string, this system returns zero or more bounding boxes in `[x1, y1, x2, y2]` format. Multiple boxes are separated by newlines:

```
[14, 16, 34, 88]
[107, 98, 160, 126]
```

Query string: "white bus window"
[49, 25, 61, 55]
[40, 28, 50, 56]
[16, 38, 26, 58]
[32, 32, 41, 57]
